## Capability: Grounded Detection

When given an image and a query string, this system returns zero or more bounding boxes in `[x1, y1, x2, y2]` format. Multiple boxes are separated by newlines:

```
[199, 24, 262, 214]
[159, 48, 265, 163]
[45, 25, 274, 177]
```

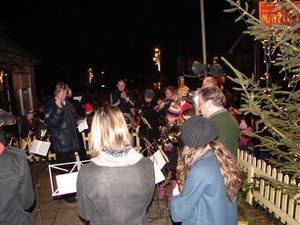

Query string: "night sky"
[0, 0, 245, 93]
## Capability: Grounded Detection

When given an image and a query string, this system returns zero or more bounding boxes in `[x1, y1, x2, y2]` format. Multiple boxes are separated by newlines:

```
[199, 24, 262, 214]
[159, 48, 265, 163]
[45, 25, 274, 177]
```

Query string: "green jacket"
[209, 109, 240, 157]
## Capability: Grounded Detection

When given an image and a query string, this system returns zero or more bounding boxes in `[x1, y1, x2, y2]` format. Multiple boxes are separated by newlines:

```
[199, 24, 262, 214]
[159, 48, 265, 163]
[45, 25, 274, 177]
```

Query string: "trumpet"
[154, 98, 169, 111]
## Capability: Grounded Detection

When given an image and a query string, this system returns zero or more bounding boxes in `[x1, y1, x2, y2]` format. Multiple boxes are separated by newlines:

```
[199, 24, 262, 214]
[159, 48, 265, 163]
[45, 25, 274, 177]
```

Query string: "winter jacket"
[45, 97, 79, 153]
[171, 150, 237, 225]
[209, 109, 240, 157]
[0, 146, 35, 225]
[139, 101, 160, 141]
[110, 89, 134, 114]
[77, 148, 155, 225]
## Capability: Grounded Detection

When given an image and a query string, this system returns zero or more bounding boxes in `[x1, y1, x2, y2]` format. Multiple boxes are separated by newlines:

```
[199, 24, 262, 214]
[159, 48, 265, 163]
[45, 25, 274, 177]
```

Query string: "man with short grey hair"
[198, 86, 240, 157]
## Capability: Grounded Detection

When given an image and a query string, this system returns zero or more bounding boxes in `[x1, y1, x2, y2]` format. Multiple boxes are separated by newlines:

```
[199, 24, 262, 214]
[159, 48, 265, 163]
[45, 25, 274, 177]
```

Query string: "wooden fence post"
[247, 165, 255, 205]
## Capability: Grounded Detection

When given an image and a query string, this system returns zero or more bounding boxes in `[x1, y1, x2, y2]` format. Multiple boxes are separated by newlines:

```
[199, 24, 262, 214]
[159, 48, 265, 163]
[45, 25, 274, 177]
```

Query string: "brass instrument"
[157, 125, 181, 145]
[154, 98, 169, 111]
[168, 125, 181, 143]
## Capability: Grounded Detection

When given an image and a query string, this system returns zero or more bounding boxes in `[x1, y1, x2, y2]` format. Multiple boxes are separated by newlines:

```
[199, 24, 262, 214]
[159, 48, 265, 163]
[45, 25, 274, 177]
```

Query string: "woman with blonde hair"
[171, 116, 241, 225]
[76, 105, 155, 225]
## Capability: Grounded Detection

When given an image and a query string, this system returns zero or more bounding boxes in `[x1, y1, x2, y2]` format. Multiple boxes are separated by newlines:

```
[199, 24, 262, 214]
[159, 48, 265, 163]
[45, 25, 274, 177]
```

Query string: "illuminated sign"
[259, 1, 300, 26]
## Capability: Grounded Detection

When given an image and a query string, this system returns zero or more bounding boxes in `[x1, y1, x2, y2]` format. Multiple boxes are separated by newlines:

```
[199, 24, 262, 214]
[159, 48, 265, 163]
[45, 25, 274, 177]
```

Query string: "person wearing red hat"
[84, 103, 94, 131]
[85, 103, 93, 115]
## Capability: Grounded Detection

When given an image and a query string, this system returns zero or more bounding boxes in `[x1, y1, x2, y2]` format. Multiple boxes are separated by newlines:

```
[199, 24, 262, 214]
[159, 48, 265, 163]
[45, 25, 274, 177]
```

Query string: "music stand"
[28, 140, 51, 225]
[48, 156, 90, 197]
[147, 144, 171, 224]
[140, 114, 152, 129]
[140, 135, 157, 156]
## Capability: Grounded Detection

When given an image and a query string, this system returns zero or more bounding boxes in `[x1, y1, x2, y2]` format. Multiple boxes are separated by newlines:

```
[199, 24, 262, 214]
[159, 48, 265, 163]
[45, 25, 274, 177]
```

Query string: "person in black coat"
[20, 109, 41, 140]
[45, 82, 80, 164]
[110, 79, 135, 114]
[139, 89, 159, 156]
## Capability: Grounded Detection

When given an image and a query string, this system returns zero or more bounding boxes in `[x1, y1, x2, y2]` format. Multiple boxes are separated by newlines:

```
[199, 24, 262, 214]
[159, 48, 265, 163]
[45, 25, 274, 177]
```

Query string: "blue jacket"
[170, 150, 237, 225]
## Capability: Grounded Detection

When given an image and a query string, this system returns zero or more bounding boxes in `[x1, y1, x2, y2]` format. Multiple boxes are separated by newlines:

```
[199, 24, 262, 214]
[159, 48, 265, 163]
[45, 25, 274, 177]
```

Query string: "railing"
[238, 150, 300, 225]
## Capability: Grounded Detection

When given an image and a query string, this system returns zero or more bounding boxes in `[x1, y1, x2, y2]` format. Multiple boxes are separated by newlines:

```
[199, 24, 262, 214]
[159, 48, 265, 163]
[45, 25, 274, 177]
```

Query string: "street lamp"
[88, 68, 93, 83]
[153, 48, 161, 72]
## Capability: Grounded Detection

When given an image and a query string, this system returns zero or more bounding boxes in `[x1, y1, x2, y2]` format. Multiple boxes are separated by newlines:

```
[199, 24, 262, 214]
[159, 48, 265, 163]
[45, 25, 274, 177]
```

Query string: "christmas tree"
[222, 0, 300, 194]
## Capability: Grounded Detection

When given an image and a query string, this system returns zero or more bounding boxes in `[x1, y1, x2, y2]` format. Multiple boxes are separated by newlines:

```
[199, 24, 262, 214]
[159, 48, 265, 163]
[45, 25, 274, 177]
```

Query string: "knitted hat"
[85, 103, 93, 114]
[144, 89, 155, 99]
[180, 116, 219, 148]
[167, 103, 180, 118]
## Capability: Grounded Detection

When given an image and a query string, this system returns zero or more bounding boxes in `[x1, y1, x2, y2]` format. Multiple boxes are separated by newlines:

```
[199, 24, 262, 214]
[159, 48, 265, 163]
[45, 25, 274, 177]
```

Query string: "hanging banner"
[259, 1, 300, 26]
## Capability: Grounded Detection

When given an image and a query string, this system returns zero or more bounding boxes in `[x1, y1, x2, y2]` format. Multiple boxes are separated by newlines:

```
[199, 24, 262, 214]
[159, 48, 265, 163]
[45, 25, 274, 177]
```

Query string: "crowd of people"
[0, 75, 259, 225]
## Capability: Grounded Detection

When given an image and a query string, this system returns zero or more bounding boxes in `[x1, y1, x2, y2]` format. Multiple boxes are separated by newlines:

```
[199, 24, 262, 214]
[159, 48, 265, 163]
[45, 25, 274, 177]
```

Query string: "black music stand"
[29, 140, 51, 225]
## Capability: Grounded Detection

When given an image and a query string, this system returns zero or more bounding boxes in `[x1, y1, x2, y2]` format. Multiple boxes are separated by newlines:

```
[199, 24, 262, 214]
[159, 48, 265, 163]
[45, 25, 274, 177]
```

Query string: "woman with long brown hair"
[171, 116, 242, 225]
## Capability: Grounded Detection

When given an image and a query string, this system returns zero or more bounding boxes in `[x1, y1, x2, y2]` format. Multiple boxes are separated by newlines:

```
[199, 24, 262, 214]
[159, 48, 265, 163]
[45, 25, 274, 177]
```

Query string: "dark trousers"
[55, 151, 75, 172]
[76, 132, 88, 160]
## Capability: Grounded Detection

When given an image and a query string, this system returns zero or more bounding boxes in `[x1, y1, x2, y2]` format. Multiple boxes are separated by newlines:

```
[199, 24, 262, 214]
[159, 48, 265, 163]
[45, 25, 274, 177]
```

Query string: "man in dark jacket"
[45, 82, 80, 164]
[0, 109, 35, 225]
[110, 79, 135, 114]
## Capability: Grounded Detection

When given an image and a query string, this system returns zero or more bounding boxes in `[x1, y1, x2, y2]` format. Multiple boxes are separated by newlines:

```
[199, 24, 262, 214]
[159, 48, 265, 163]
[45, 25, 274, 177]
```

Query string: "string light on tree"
[223, 0, 300, 196]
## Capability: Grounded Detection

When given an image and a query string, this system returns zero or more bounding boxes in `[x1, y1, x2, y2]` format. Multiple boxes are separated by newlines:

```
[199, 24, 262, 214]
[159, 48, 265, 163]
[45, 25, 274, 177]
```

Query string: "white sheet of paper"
[55, 172, 78, 195]
[78, 118, 89, 132]
[73, 96, 82, 102]
[150, 150, 169, 170]
[153, 163, 165, 184]
[40, 129, 47, 138]
[172, 184, 180, 196]
[29, 140, 51, 156]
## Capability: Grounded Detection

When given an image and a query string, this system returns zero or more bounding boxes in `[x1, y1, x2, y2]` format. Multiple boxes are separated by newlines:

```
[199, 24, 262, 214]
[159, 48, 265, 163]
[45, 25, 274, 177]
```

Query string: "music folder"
[29, 140, 51, 156]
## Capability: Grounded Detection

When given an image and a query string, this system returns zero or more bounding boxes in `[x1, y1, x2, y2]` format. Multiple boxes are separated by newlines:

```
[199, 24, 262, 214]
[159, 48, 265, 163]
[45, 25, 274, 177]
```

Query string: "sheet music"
[172, 184, 180, 196]
[73, 96, 82, 102]
[78, 118, 89, 132]
[55, 172, 78, 195]
[153, 163, 165, 184]
[150, 149, 169, 170]
[48, 158, 91, 197]
[29, 140, 50, 156]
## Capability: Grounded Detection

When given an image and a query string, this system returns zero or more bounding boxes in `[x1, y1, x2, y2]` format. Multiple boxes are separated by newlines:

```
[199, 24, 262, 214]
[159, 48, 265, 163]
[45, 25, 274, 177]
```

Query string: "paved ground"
[31, 161, 173, 225]
[31, 161, 272, 225]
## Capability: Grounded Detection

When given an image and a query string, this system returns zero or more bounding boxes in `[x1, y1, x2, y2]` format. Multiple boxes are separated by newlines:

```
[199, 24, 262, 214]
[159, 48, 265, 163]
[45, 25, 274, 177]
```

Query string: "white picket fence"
[238, 150, 300, 225]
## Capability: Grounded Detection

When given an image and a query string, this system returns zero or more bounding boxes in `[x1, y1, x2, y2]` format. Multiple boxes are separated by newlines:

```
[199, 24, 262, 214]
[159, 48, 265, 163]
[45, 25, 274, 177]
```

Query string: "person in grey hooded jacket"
[0, 109, 35, 225]
[77, 105, 155, 225]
